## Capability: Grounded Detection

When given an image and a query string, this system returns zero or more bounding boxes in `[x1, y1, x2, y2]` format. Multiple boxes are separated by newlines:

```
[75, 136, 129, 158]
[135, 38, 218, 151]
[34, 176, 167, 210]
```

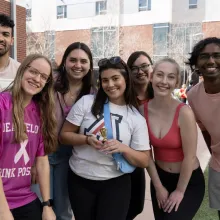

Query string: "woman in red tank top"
[145, 58, 205, 220]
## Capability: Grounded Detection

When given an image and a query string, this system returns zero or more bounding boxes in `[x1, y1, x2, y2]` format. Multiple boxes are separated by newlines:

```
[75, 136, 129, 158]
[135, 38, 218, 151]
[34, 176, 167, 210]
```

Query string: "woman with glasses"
[60, 56, 151, 220]
[127, 51, 153, 105]
[126, 51, 153, 220]
[31, 42, 93, 220]
[0, 54, 57, 220]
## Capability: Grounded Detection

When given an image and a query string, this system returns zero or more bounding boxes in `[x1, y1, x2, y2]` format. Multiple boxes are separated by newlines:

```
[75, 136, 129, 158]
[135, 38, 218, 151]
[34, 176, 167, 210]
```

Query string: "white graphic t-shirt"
[67, 95, 150, 180]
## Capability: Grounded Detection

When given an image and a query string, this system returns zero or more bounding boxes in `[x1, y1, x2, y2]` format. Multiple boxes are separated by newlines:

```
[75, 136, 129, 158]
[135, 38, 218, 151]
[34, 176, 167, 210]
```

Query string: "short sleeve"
[66, 95, 93, 126]
[188, 97, 206, 131]
[130, 115, 151, 151]
[36, 133, 45, 157]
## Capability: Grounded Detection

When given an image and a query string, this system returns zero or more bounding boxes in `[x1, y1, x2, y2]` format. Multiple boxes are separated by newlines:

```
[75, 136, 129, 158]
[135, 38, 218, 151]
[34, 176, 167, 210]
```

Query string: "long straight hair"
[54, 42, 93, 102]
[91, 59, 139, 117]
[8, 54, 57, 154]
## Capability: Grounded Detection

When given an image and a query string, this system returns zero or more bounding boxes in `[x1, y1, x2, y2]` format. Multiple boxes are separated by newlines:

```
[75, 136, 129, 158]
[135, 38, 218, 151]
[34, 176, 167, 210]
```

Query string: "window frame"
[139, 0, 151, 12]
[96, 1, 107, 15]
[57, 5, 67, 19]
[26, 8, 32, 21]
[189, 0, 198, 9]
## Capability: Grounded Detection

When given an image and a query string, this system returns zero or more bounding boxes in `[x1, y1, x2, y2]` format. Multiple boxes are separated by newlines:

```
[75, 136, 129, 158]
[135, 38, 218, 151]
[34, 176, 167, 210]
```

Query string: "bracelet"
[86, 135, 90, 145]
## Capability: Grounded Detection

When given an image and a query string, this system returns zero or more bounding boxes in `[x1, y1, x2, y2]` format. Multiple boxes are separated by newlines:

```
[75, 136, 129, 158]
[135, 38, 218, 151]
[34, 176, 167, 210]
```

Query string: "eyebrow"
[0, 31, 11, 35]
[30, 66, 49, 76]
[101, 74, 121, 79]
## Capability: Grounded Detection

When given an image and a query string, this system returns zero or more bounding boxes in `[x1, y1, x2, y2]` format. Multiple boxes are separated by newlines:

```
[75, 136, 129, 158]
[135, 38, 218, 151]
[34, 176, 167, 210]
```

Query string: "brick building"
[27, 0, 220, 70]
[0, 0, 26, 62]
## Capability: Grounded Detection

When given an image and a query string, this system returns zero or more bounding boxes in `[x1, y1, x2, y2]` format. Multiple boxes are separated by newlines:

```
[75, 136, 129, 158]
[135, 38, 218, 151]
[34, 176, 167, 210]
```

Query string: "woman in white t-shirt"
[60, 56, 151, 220]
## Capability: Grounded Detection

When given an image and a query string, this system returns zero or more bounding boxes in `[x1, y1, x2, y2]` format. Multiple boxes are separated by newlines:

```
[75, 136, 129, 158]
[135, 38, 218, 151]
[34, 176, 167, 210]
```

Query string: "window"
[91, 27, 117, 67]
[96, 1, 107, 15]
[189, 0, 197, 9]
[153, 23, 169, 61]
[26, 8, 32, 21]
[139, 0, 151, 12]
[57, 5, 67, 19]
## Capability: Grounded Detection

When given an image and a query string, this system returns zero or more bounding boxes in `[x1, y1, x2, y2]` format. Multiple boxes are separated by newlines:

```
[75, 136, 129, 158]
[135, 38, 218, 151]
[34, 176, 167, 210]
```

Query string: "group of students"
[1, 13, 220, 220]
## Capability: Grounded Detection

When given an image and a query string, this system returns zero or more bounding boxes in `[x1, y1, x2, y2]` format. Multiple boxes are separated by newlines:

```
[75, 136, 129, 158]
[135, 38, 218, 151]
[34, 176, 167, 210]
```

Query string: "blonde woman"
[0, 54, 57, 220]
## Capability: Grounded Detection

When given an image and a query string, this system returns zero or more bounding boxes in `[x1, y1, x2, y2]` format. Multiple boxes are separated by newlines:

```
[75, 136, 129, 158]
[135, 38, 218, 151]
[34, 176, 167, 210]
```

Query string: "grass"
[193, 167, 218, 220]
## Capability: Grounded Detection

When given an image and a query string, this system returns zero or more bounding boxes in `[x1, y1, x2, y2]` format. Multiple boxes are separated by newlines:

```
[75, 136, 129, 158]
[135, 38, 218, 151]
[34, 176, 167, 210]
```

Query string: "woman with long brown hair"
[32, 42, 94, 220]
[0, 54, 57, 220]
[60, 56, 151, 220]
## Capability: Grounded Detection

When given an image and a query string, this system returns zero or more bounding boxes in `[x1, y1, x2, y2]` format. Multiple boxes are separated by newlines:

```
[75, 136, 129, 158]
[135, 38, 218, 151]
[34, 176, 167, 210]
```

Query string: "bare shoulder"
[179, 104, 195, 124]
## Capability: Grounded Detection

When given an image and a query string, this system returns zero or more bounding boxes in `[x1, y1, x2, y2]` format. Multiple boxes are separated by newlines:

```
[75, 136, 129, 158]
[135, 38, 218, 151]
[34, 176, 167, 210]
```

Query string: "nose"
[161, 76, 168, 84]
[74, 61, 81, 68]
[107, 80, 114, 87]
[33, 73, 41, 82]
[208, 56, 215, 64]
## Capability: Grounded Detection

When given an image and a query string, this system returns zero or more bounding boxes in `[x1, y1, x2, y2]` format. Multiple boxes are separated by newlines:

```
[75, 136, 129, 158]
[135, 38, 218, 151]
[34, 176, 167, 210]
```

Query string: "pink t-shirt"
[188, 82, 220, 171]
[0, 92, 45, 209]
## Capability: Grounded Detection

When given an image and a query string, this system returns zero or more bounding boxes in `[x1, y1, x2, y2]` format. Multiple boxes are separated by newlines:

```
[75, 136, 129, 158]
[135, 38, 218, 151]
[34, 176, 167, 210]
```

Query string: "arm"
[202, 130, 212, 154]
[121, 146, 149, 168]
[60, 121, 103, 149]
[176, 106, 197, 193]
[146, 152, 169, 208]
[36, 156, 55, 220]
[164, 106, 197, 212]
[0, 177, 13, 220]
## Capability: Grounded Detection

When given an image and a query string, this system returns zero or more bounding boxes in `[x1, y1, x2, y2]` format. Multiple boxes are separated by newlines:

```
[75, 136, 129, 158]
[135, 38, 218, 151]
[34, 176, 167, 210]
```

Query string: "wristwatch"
[42, 199, 53, 207]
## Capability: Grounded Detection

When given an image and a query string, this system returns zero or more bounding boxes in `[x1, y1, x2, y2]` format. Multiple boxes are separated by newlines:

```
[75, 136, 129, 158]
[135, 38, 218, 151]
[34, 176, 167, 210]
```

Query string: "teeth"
[29, 82, 38, 88]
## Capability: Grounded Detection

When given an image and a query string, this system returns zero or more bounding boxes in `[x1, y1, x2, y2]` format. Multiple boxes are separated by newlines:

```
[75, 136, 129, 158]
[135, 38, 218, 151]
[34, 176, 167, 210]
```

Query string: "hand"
[101, 139, 129, 154]
[155, 185, 169, 209]
[87, 135, 103, 150]
[42, 207, 56, 220]
[163, 189, 184, 213]
[31, 165, 38, 184]
[0, 210, 14, 220]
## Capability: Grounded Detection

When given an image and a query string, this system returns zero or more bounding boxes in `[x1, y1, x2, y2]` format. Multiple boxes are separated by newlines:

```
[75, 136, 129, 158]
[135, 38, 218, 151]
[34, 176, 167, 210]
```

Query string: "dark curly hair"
[186, 37, 220, 73]
[0, 13, 14, 36]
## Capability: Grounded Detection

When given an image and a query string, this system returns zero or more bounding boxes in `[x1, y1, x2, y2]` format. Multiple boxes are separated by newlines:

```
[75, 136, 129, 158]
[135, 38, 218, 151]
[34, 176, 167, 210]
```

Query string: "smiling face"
[131, 55, 153, 85]
[101, 68, 126, 105]
[196, 43, 220, 80]
[151, 61, 179, 97]
[64, 49, 90, 81]
[0, 25, 13, 57]
[21, 58, 51, 99]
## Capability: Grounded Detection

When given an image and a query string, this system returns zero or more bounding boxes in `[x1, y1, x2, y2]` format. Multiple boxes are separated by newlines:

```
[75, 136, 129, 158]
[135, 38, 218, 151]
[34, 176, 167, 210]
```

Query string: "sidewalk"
[134, 126, 211, 220]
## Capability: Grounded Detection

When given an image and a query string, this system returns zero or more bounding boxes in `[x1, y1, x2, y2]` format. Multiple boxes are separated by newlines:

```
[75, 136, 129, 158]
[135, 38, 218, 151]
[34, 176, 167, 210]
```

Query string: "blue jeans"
[32, 147, 73, 220]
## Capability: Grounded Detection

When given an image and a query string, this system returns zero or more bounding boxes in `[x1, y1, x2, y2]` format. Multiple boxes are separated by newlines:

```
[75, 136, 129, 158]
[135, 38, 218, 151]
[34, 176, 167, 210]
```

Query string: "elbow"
[59, 132, 65, 144]
[138, 152, 150, 168]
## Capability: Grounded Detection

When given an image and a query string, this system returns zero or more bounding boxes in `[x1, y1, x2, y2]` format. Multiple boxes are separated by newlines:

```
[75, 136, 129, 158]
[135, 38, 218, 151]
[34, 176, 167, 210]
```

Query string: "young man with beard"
[0, 14, 20, 83]
[187, 37, 220, 219]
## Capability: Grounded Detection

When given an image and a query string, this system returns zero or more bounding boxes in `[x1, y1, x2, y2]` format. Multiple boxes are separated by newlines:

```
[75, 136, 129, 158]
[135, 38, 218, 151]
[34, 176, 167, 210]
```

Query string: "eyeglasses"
[26, 66, 50, 83]
[199, 53, 220, 61]
[131, 64, 151, 75]
[98, 56, 123, 67]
